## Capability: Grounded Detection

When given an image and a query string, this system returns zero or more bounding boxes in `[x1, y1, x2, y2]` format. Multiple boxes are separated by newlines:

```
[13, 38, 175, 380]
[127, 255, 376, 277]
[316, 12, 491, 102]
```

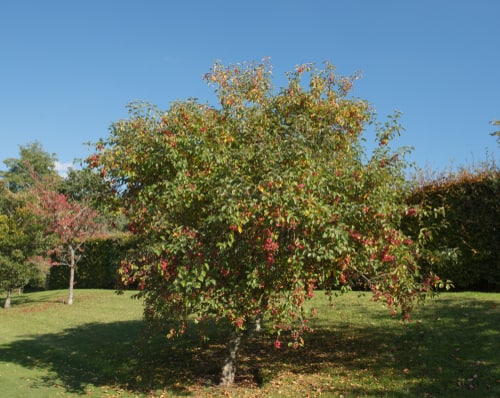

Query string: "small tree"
[0, 182, 46, 308]
[91, 60, 445, 384]
[0, 216, 31, 308]
[28, 176, 103, 304]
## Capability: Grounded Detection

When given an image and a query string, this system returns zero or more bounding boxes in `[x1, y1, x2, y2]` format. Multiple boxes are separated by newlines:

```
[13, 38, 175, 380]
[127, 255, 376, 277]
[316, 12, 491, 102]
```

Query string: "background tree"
[0, 141, 60, 192]
[27, 175, 104, 305]
[0, 182, 47, 308]
[61, 167, 128, 231]
[91, 61, 445, 385]
[61, 167, 106, 202]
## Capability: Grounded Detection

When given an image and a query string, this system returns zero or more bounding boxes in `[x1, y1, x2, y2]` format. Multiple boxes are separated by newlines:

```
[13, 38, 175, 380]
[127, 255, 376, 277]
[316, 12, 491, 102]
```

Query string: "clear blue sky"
[1, 0, 499, 175]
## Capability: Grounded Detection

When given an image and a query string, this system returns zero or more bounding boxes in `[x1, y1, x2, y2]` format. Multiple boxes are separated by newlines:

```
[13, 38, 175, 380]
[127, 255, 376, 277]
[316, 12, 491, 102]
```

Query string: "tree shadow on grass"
[0, 319, 211, 396]
[399, 296, 500, 397]
[0, 296, 498, 397]
[246, 295, 500, 398]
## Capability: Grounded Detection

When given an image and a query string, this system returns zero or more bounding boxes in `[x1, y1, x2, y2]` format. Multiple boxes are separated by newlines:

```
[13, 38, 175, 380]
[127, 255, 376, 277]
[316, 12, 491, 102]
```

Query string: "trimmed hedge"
[407, 165, 499, 291]
[47, 233, 137, 290]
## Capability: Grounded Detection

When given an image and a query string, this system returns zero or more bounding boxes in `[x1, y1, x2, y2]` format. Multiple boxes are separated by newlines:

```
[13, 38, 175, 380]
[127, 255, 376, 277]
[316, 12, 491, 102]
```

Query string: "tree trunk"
[4, 290, 12, 309]
[219, 331, 243, 386]
[253, 313, 264, 333]
[253, 296, 267, 333]
[67, 245, 75, 305]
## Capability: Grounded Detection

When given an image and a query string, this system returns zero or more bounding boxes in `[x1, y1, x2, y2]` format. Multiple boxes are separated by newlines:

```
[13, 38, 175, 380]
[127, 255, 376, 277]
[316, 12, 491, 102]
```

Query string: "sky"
[1, 0, 499, 176]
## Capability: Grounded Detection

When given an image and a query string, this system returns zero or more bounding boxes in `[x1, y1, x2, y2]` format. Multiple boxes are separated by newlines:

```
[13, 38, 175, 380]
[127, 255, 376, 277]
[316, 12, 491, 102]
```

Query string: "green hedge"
[47, 233, 137, 290]
[407, 166, 500, 291]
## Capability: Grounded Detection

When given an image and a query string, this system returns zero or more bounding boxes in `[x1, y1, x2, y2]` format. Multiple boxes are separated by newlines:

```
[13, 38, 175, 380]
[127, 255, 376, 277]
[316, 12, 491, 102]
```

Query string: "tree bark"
[67, 245, 75, 305]
[219, 314, 266, 386]
[4, 290, 12, 309]
[253, 313, 264, 333]
[219, 330, 243, 386]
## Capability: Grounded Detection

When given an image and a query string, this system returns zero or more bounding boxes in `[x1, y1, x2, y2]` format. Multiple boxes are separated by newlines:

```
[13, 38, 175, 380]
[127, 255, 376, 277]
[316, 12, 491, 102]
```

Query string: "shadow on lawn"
[0, 297, 498, 397]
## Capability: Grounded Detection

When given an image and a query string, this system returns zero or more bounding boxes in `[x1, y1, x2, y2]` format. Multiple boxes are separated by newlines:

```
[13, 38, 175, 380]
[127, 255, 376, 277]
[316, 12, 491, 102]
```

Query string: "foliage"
[60, 167, 129, 232]
[0, 141, 60, 192]
[0, 181, 48, 307]
[60, 167, 106, 203]
[90, 60, 444, 382]
[491, 119, 500, 145]
[408, 161, 500, 291]
[0, 213, 31, 306]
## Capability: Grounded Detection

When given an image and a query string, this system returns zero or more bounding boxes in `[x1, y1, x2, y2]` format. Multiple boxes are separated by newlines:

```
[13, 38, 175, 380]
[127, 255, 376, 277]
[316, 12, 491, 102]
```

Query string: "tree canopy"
[491, 119, 500, 145]
[90, 60, 444, 384]
[0, 181, 47, 307]
[0, 141, 59, 192]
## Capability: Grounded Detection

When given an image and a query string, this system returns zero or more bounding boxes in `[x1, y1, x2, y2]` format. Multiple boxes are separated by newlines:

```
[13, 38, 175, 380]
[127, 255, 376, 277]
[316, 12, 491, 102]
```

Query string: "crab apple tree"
[91, 60, 441, 385]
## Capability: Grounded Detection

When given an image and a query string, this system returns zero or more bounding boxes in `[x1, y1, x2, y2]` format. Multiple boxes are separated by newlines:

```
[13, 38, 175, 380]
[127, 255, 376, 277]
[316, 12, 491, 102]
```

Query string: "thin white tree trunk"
[67, 245, 75, 305]
[4, 290, 12, 309]
[219, 331, 242, 386]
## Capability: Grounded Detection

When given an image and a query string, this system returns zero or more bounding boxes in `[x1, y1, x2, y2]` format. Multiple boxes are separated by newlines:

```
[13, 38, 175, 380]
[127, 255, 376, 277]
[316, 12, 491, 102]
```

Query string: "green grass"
[0, 289, 499, 397]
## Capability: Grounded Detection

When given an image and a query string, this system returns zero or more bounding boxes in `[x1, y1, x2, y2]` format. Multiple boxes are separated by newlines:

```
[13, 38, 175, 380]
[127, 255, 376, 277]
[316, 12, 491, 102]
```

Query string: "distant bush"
[407, 162, 499, 291]
[47, 233, 137, 290]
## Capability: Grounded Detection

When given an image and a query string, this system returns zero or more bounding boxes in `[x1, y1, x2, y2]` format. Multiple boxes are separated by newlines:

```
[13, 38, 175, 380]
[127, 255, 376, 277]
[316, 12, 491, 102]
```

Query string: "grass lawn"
[0, 289, 499, 397]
